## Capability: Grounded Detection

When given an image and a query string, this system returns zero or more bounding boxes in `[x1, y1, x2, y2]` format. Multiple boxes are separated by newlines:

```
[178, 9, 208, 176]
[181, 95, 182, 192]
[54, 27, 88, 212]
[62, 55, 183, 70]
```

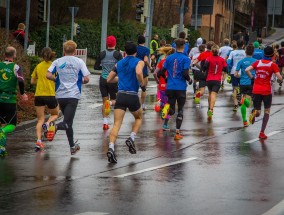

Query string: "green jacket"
[0, 62, 17, 103]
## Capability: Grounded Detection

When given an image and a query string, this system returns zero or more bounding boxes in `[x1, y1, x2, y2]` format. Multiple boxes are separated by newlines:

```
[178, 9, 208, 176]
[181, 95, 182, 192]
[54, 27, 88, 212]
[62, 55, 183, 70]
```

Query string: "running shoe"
[35, 141, 45, 150]
[104, 99, 111, 116]
[163, 124, 170, 131]
[103, 124, 109, 130]
[46, 121, 56, 142]
[243, 121, 249, 127]
[154, 102, 161, 112]
[125, 137, 136, 154]
[207, 109, 213, 121]
[194, 91, 201, 104]
[42, 123, 49, 138]
[227, 75, 231, 84]
[161, 103, 170, 119]
[107, 148, 117, 163]
[174, 132, 183, 140]
[249, 109, 257, 125]
[70, 142, 80, 155]
[259, 132, 268, 140]
[233, 105, 238, 112]
[142, 106, 147, 111]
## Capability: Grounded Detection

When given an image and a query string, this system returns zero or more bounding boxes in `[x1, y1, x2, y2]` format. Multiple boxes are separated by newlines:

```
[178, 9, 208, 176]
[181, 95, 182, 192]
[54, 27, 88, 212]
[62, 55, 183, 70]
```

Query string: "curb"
[15, 112, 63, 132]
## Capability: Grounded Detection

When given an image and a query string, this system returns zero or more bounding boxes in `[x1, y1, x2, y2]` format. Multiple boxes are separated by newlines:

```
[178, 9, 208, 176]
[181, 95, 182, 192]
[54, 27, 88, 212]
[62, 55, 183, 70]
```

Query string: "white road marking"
[245, 131, 282, 144]
[113, 157, 198, 178]
[262, 199, 284, 215]
[88, 103, 103, 109]
[74, 212, 109, 215]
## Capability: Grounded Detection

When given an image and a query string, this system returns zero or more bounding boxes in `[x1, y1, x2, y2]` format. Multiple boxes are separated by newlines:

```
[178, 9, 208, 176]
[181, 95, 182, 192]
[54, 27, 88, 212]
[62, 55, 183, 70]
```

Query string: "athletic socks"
[2, 124, 16, 134]
[103, 117, 108, 125]
[261, 113, 270, 133]
[240, 104, 247, 122]
[130, 132, 136, 141]
[109, 142, 114, 151]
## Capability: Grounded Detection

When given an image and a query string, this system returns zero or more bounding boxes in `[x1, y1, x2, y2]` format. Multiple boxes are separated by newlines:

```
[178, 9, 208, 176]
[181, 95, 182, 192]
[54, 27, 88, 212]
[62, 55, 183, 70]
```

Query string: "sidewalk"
[263, 28, 284, 45]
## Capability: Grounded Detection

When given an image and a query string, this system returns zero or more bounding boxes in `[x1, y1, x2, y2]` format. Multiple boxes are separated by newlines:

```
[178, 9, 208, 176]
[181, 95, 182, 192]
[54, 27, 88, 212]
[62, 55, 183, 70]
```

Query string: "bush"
[30, 20, 173, 59]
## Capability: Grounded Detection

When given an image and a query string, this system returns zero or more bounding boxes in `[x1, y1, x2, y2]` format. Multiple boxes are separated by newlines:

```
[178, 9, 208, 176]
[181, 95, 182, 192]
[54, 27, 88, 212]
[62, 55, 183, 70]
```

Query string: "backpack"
[278, 48, 284, 67]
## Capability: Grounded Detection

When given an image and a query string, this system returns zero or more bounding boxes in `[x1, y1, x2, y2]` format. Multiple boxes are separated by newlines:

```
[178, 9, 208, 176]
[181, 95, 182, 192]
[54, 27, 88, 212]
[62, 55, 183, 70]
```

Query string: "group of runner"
[0, 33, 283, 164]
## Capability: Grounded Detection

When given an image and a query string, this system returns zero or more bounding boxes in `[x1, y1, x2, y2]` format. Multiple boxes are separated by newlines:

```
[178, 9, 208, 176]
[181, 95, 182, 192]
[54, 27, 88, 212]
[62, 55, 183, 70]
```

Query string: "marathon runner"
[106, 41, 145, 163]
[46, 40, 90, 155]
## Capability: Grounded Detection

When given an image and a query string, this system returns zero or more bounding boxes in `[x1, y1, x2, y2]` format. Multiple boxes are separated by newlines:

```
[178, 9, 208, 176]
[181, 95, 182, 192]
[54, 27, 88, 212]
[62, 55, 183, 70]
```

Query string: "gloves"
[188, 78, 193, 85]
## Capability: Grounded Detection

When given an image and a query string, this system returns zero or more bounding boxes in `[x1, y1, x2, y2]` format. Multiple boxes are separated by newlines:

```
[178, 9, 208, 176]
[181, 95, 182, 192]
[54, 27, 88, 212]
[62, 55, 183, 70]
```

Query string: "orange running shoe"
[35, 141, 45, 150]
[104, 100, 111, 116]
[195, 91, 201, 104]
[243, 121, 249, 127]
[103, 124, 109, 130]
[174, 132, 183, 140]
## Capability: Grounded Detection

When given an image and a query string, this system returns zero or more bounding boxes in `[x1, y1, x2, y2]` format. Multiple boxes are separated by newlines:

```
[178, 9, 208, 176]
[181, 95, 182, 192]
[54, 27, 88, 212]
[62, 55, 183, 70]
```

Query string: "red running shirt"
[157, 59, 168, 91]
[197, 51, 212, 62]
[251, 60, 279, 95]
[205, 56, 227, 82]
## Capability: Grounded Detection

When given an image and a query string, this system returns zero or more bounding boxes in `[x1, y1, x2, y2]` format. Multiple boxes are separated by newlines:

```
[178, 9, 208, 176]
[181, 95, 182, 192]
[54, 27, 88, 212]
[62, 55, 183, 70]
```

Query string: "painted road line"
[113, 157, 198, 178]
[88, 103, 103, 109]
[245, 131, 282, 144]
[74, 212, 109, 215]
[262, 199, 284, 215]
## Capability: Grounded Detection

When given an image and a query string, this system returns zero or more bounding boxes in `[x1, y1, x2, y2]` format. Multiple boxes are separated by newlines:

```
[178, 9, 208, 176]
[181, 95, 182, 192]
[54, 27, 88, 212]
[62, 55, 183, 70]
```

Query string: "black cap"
[125, 41, 137, 55]
[264, 46, 274, 57]
[138, 35, 145, 44]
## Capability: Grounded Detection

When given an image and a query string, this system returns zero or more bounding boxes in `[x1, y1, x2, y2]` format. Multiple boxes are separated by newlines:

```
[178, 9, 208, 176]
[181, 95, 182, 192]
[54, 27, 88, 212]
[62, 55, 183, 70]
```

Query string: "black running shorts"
[240, 85, 253, 96]
[253, 94, 272, 110]
[99, 76, 118, 100]
[206, 80, 221, 93]
[0, 103, 17, 125]
[34, 96, 58, 109]
[114, 92, 141, 112]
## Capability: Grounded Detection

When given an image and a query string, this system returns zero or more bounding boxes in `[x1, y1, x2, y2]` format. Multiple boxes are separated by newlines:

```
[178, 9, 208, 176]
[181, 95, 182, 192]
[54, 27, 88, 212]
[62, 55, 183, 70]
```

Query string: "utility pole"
[195, 0, 198, 30]
[117, 0, 120, 24]
[179, 0, 186, 33]
[24, 0, 31, 53]
[5, 0, 10, 39]
[46, 0, 50, 47]
[145, 0, 152, 48]
[71, 7, 75, 40]
[101, 0, 109, 52]
[149, 0, 154, 45]
[272, 0, 276, 28]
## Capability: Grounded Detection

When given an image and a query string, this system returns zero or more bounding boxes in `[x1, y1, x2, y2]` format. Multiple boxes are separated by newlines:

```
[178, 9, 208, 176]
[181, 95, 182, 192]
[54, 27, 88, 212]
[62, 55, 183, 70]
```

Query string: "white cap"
[196, 37, 203, 47]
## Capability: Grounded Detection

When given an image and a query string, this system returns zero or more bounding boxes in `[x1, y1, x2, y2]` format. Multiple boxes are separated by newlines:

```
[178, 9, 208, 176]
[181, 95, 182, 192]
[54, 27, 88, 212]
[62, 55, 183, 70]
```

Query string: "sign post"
[69, 7, 79, 41]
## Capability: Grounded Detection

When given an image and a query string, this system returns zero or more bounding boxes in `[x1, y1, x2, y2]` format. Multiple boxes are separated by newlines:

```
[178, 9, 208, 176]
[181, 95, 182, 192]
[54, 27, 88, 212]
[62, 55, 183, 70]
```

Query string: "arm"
[234, 62, 241, 78]
[30, 66, 37, 85]
[245, 65, 254, 79]
[46, 72, 56, 82]
[83, 75, 90, 84]
[276, 72, 283, 83]
[16, 66, 28, 101]
[153, 67, 160, 84]
[144, 55, 152, 70]
[107, 65, 118, 83]
[136, 61, 145, 87]
[94, 51, 106, 70]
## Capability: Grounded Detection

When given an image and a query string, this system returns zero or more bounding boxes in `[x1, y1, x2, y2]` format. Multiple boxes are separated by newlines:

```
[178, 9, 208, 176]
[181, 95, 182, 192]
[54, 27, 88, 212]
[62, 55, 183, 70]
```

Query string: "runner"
[203, 45, 228, 121]
[245, 46, 283, 139]
[189, 37, 203, 60]
[136, 35, 151, 111]
[172, 31, 190, 56]
[252, 41, 264, 60]
[94, 36, 123, 130]
[106, 41, 145, 163]
[153, 46, 175, 130]
[227, 40, 246, 111]
[219, 38, 233, 89]
[46, 40, 90, 155]
[31, 47, 59, 150]
[157, 38, 192, 140]
[191, 44, 206, 100]
[0, 46, 28, 156]
[192, 41, 215, 105]
[234, 44, 257, 127]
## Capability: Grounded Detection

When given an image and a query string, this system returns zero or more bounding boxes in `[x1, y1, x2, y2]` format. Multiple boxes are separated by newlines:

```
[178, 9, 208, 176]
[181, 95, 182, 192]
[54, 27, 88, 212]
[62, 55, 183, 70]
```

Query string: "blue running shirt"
[236, 57, 257, 85]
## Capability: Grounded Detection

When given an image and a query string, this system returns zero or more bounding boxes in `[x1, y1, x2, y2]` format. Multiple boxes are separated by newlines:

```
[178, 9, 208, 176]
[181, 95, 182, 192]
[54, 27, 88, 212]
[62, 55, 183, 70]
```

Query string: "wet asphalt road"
[1, 75, 284, 215]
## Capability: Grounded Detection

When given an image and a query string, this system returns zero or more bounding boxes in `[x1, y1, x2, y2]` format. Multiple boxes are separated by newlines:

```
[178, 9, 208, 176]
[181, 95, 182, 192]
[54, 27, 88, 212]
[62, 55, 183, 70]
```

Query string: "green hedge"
[30, 20, 173, 59]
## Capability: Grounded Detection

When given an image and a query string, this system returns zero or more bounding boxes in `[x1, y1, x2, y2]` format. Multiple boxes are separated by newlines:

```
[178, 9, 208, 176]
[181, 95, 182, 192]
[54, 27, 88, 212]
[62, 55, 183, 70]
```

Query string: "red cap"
[106, 35, 116, 47]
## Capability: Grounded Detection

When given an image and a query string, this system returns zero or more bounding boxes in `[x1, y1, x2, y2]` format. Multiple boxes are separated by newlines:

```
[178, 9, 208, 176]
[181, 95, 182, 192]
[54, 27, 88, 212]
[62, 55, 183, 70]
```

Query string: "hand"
[20, 93, 28, 101]
[188, 78, 193, 85]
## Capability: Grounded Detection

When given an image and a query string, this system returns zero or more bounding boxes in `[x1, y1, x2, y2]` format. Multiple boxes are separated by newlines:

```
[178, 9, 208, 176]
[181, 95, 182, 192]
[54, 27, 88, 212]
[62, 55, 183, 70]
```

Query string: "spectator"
[12, 23, 29, 47]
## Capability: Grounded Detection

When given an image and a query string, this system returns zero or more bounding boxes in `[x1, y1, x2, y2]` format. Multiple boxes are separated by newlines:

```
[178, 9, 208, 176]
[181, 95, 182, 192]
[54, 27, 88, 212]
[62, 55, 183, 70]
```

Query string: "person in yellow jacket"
[31, 47, 59, 151]
[150, 34, 159, 68]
